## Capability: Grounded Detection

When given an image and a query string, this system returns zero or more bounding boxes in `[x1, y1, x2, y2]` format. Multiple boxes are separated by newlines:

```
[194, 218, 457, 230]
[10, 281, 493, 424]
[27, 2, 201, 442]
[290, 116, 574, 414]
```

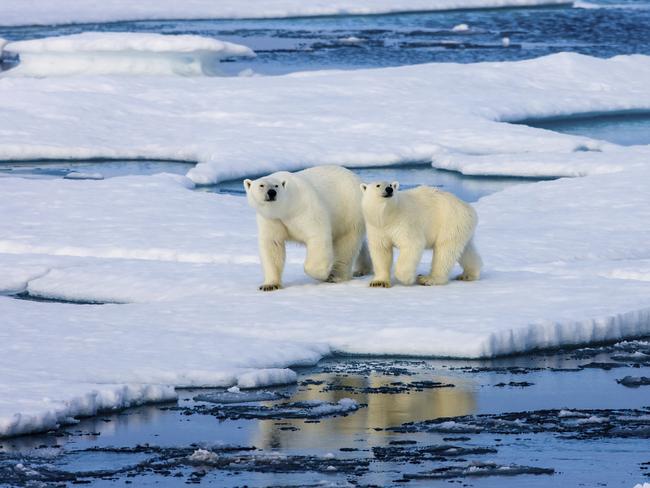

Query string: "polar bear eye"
[275, 185, 279, 188]
[260, 184, 264, 188]
[376, 184, 380, 188]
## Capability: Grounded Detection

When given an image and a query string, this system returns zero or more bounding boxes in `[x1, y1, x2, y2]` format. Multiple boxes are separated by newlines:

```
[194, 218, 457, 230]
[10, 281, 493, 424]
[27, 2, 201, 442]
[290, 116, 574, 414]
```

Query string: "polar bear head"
[360, 181, 400, 202]
[244, 175, 291, 219]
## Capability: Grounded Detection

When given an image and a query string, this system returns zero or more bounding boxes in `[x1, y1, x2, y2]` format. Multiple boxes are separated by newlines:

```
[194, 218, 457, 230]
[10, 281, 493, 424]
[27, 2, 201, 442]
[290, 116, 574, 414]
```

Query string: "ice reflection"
[253, 371, 476, 449]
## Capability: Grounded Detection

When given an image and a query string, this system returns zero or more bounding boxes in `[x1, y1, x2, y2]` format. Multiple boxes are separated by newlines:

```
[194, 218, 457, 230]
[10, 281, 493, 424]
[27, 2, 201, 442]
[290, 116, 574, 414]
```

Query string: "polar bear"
[245, 166, 372, 291]
[360, 181, 481, 288]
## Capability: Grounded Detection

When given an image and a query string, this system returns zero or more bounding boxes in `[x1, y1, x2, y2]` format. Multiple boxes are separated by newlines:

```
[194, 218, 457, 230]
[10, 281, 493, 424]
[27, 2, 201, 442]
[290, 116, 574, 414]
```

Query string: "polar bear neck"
[364, 194, 402, 228]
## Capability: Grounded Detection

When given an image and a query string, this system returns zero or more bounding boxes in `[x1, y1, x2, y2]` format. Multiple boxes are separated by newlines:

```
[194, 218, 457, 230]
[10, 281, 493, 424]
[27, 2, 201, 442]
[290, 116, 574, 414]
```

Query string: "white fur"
[361, 181, 482, 287]
[244, 165, 372, 291]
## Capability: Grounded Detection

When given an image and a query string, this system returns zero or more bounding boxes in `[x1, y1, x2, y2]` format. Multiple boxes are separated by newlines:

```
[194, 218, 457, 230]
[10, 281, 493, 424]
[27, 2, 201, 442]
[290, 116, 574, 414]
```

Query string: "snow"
[1, 52, 650, 437]
[0, 0, 574, 27]
[63, 171, 104, 180]
[4, 33, 255, 77]
[2, 53, 650, 183]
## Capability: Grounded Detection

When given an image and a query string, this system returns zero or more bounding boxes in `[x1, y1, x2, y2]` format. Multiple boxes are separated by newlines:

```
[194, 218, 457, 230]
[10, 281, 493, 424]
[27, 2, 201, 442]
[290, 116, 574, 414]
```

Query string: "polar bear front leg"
[394, 240, 425, 285]
[367, 230, 393, 288]
[304, 237, 334, 282]
[258, 237, 286, 291]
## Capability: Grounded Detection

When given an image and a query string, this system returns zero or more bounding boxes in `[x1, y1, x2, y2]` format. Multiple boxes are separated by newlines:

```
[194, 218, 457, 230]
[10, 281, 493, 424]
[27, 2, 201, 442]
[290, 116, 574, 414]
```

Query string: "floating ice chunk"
[188, 448, 219, 464]
[194, 389, 289, 404]
[0, 38, 6, 55]
[227, 385, 241, 393]
[617, 376, 650, 388]
[4, 32, 255, 77]
[64, 171, 104, 180]
[452, 23, 470, 32]
[338, 36, 365, 44]
[502, 36, 511, 47]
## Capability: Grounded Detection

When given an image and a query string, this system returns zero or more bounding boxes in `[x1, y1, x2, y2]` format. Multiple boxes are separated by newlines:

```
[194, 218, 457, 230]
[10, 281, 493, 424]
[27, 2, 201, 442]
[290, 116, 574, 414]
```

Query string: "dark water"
[1, 340, 649, 487]
[2, 2, 650, 75]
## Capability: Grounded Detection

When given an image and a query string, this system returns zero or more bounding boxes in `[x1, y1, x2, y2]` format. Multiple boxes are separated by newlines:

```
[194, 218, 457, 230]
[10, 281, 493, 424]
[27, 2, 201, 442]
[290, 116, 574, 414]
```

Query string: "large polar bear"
[245, 166, 372, 291]
[361, 181, 482, 288]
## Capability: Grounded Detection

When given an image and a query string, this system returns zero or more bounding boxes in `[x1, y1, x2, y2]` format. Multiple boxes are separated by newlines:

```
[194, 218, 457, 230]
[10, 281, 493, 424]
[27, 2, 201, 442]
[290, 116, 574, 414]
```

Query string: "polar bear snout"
[383, 186, 393, 198]
[266, 188, 277, 201]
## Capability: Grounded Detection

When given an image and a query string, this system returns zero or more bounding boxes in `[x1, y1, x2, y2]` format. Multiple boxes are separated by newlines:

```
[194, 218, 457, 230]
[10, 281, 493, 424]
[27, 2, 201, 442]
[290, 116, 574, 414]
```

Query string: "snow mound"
[0, 0, 575, 27]
[4, 33, 255, 77]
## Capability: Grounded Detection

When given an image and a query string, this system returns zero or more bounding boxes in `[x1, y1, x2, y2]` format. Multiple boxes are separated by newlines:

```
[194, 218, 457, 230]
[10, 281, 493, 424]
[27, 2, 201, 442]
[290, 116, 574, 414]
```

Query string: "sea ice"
[1, 53, 650, 438]
[1, 53, 649, 183]
[4, 33, 255, 77]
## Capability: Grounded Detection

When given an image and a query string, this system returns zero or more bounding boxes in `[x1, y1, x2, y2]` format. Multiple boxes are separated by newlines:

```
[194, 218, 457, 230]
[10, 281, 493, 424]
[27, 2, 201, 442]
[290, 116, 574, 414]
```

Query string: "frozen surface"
[1, 53, 650, 182]
[1, 53, 650, 437]
[0, 0, 573, 27]
[4, 33, 254, 77]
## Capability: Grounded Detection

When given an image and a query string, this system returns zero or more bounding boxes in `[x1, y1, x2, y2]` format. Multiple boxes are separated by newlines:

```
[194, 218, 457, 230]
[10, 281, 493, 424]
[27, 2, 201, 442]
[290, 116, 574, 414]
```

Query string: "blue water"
[522, 112, 650, 146]
[1, 1, 650, 75]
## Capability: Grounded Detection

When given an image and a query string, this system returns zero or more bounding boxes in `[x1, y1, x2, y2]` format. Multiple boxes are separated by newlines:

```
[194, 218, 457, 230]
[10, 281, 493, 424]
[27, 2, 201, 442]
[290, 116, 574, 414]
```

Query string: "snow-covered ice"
[0, 0, 574, 27]
[1, 52, 650, 437]
[4, 33, 255, 77]
[1, 53, 649, 183]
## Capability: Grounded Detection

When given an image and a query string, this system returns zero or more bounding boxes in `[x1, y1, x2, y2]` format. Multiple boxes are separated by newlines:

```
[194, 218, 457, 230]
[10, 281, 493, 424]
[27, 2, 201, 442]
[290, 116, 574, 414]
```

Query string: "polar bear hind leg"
[456, 239, 482, 281]
[353, 241, 373, 277]
[418, 240, 464, 286]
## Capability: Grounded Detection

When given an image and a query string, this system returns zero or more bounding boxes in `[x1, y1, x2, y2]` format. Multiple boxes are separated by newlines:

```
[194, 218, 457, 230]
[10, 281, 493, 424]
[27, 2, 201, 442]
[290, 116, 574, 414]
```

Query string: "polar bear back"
[389, 186, 477, 246]
[291, 165, 364, 239]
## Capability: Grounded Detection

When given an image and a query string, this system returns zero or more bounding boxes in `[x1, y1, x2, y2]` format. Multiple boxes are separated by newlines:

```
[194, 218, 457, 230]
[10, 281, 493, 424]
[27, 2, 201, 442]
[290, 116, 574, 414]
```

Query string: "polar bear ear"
[391, 181, 400, 191]
[244, 179, 253, 191]
[360, 183, 367, 192]
[281, 180, 287, 188]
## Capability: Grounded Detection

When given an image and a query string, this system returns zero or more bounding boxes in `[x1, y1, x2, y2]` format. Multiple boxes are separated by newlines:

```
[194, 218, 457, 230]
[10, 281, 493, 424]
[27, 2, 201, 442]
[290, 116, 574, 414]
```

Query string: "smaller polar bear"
[361, 181, 482, 288]
[245, 165, 372, 291]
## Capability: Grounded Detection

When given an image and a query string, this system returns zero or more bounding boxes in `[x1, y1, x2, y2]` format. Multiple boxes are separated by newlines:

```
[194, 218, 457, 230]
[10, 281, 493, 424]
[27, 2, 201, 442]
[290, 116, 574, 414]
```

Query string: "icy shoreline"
[0, 0, 573, 27]
[1, 53, 650, 437]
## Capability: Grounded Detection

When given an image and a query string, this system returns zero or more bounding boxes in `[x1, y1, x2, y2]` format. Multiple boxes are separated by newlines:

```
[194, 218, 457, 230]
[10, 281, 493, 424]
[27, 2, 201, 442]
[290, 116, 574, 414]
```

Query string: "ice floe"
[1, 53, 649, 182]
[1, 52, 650, 437]
[0, 0, 575, 27]
[4, 33, 255, 77]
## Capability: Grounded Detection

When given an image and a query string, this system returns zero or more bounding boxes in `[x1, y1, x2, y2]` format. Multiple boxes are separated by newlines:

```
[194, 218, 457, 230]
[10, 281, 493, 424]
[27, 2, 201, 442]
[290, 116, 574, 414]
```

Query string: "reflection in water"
[253, 372, 476, 450]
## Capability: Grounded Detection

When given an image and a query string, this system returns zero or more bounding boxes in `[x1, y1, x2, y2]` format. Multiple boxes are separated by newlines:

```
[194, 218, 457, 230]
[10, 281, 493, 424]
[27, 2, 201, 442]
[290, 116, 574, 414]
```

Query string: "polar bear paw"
[417, 274, 449, 286]
[369, 279, 391, 288]
[455, 272, 479, 282]
[259, 283, 281, 292]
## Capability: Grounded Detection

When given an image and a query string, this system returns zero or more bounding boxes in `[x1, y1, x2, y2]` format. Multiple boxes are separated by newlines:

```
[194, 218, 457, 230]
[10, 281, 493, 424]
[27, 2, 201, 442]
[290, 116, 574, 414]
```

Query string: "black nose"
[267, 189, 277, 199]
[385, 186, 393, 194]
